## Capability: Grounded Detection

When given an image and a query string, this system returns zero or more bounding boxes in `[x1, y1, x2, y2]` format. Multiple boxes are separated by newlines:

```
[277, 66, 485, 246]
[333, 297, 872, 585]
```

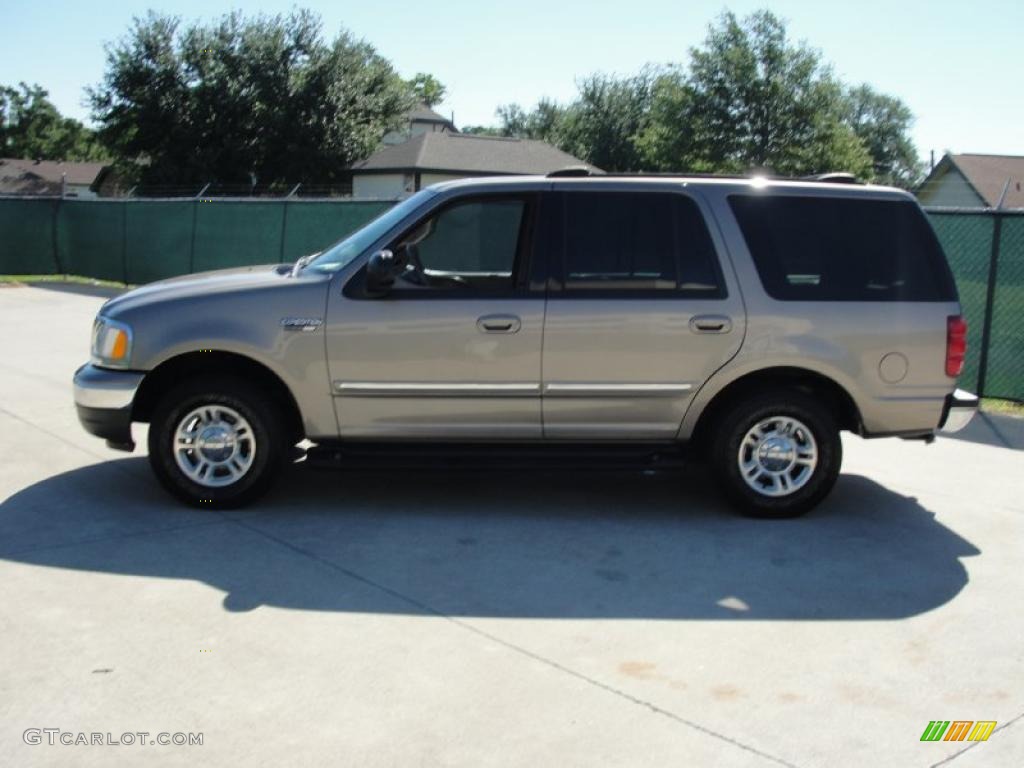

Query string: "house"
[382, 104, 457, 146]
[351, 132, 599, 198]
[0, 158, 108, 198]
[917, 153, 1024, 209]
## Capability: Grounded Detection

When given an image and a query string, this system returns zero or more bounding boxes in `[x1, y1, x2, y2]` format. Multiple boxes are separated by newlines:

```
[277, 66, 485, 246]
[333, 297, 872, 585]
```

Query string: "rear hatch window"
[729, 195, 957, 301]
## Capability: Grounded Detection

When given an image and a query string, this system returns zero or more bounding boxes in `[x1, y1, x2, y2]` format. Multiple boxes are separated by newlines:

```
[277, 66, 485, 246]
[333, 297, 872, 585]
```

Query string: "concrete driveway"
[1, 283, 1021, 767]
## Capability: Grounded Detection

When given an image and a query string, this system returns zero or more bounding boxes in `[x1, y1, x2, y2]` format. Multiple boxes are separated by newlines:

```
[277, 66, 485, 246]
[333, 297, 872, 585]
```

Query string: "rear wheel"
[148, 377, 287, 508]
[711, 391, 841, 518]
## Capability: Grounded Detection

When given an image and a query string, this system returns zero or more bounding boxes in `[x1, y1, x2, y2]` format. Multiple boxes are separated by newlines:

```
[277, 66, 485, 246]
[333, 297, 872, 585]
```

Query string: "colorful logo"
[921, 721, 997, 742]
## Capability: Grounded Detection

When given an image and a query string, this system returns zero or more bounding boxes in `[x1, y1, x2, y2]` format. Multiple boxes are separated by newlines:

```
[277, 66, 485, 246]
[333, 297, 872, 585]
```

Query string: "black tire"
[147, 376, 287, 508]
[711, 390, 841, 518]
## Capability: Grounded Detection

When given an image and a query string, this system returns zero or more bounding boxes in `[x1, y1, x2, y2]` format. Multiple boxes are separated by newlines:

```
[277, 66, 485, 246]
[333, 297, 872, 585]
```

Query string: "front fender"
[123, 277, 337, 439]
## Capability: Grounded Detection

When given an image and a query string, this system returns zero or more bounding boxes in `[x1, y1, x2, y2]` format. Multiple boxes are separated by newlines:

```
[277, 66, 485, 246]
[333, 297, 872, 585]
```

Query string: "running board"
[301, 442, 691, 472]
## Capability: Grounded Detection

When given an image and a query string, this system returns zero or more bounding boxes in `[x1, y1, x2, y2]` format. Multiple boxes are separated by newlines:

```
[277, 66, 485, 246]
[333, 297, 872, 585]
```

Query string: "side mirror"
[365, 249, 398, 296]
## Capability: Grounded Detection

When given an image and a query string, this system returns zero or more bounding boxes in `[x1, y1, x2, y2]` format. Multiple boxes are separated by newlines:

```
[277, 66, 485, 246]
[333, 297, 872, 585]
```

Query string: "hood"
[100, 264, 304, 318]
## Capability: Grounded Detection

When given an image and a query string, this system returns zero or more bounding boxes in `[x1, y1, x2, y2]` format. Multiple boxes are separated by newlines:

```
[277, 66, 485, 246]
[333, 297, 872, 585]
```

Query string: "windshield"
[304, 190, 438, 273]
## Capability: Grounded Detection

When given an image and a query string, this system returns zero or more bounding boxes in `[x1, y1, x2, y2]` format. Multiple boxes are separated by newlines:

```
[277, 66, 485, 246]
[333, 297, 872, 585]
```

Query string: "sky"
[3, 0, 1021, 164]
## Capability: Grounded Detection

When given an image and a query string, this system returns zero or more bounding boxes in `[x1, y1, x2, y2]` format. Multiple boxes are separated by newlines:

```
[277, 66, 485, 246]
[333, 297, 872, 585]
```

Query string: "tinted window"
[561, 192, 724, 295]
[729, 195, 957, 301]
[307, 189, 435, 273]
[395, 198, 525, 291]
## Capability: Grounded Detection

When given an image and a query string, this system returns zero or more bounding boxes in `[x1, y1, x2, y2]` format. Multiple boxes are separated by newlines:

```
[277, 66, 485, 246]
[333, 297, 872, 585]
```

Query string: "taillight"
[946, 315, 967, 377]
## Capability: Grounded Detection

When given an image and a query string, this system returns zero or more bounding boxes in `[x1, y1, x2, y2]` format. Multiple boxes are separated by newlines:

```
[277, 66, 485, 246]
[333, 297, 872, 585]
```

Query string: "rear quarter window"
[728, 195, 958, 302]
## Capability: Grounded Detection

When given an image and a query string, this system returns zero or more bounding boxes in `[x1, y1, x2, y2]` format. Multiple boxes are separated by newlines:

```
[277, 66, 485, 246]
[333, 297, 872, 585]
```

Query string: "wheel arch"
[132, 351, 305, 444]
[687, 366, 862, 454]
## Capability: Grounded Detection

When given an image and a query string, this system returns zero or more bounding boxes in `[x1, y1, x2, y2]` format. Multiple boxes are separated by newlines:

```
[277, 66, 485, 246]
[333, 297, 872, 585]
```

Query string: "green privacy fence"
[1, 197, 1021, 400]
[928, 209, 1024, 401]
[0, 197, 393, 284]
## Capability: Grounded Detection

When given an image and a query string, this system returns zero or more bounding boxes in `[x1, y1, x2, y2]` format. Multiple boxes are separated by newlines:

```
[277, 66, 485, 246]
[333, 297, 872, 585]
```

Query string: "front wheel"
[711, 391, 842, 518]
[148, 377, 287, 508]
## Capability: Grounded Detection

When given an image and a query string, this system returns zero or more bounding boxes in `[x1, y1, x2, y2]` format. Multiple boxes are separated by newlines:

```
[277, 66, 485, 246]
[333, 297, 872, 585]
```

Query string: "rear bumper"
[939, 388, 979, 433]
[73, 363, 144, 450]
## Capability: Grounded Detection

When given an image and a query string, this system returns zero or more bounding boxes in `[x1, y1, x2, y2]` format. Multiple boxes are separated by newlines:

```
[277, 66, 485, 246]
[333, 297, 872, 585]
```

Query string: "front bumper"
[73, 363, 145, 450]
[939, 388, 979, 433]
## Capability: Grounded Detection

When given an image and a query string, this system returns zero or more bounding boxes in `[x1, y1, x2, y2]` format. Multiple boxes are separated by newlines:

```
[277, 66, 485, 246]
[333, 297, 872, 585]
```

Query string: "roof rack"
[802, 172, 862, 185]
[547, 166, 600, 178]
[546, 169, 863, 184]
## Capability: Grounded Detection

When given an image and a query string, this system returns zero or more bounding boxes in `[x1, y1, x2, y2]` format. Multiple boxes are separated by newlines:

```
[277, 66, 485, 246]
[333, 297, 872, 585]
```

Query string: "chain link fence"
[927, 208, 1024, 401]
[1, 197, 1021, 401]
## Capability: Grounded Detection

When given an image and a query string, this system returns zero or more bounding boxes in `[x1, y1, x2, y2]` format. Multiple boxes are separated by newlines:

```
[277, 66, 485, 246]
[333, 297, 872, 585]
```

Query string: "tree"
[407, 73, 446, 107]
[633, 68, 693, 172]
[494, 103, 529, 136]
[88, 10, 414, 187]
[843, 84, 922, 187]
[460, 124, 503, 136]
[474, 10, 919, 181]
[663, 10, 872, 178]
[554, 72, 656, 172]
[0, 82, 105, 161]
[476, 100, 566, 142]
[522, 98, 565, 144]
[489, 77, 654, 171]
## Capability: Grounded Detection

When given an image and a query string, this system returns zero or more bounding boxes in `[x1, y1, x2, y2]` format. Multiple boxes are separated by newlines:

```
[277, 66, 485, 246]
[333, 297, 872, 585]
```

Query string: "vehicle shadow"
[24, 280, 127, 299]
[942, 410, 1024, 451]
[0, 458, 979, 621]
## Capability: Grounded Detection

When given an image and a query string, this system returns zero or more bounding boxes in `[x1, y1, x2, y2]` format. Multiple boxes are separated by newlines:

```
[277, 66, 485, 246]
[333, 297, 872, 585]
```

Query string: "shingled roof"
[922, 153, 1024, 209]
[0, 157, 108, 187]
[407, 104, 454, 126]
[353, 132, 599, 176]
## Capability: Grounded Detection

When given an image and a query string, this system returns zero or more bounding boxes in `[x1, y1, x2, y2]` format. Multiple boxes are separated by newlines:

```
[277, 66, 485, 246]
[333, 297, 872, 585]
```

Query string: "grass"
[947, 277, 1024, 398]
[0, 274, 131, 288]
[981, 398, 1024, 418]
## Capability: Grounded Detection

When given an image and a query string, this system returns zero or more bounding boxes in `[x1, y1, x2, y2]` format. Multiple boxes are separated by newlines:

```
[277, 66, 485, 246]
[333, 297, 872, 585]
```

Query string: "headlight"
[91, 316, 133, 369]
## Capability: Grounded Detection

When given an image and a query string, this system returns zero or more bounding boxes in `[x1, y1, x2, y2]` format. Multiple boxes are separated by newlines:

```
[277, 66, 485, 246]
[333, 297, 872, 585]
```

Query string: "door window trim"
[343, 192, 543, 300]
[547, 189, 729, 300]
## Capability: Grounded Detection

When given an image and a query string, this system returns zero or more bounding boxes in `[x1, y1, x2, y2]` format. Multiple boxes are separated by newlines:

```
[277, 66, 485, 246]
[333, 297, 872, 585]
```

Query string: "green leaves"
[407, 73, 447, 107]
[1, 82, 105, 161]
[843, 83, 923, 187]
[88, 10, 415, 188]
[558, 72, 657, 172]
[675, 11, 874, 179]
[80, 6, 921, 189]
[481, 9, 919, 186]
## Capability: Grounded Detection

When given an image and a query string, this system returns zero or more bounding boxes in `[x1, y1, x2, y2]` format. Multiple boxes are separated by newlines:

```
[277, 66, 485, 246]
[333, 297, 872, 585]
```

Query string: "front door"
[541, 188, 745, 439]
[326, 193, 544, 439]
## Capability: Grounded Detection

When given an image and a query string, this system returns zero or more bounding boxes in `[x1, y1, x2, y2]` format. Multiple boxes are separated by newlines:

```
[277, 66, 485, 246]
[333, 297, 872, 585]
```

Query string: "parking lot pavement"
[1, 283, 1022, 768]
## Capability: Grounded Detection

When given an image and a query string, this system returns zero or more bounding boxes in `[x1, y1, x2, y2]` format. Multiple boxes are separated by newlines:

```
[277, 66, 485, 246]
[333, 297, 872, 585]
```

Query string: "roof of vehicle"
[425, 173, 914, 200]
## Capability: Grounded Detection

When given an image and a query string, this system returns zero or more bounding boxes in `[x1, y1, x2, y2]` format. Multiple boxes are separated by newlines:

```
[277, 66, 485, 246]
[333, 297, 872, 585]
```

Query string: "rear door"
[541, 187, 745, 439]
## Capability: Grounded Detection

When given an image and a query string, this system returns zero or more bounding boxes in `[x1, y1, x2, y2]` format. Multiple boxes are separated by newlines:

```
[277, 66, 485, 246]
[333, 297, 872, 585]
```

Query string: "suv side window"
[728, 195, 958, 301]
[393, 197, 527, 293]
[557, 191, 725, 297]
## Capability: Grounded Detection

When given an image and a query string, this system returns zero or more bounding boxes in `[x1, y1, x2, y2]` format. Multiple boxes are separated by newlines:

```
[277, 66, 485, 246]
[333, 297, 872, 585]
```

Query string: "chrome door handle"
[689, 315, 732, 334]
[477, 314, 521, 334]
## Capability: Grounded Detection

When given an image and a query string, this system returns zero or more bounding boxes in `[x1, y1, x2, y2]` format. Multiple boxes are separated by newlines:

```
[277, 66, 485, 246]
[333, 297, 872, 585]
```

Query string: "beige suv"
[73, 174, 977, 517]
